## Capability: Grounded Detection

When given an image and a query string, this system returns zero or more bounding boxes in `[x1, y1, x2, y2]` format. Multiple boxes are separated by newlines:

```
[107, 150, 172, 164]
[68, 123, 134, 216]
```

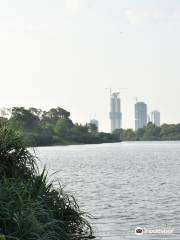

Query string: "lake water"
[36, 142, 180, 240]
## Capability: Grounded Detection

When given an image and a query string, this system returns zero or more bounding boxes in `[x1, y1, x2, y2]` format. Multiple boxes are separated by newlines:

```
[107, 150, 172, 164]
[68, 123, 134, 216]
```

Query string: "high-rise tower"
[109, 92, 122, 132]
[150, 111, 160, 127]
[135, 102, 147, 130]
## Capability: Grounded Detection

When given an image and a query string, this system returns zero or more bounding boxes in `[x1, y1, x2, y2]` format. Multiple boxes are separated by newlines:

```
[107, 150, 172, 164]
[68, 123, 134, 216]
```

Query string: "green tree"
[123, 129, 136, 141]
[160, 124, 180, 140]
[41, 107, 70, 126]
[54, 118, 73, 138]
[88, 123, 98, 134]
[136, 127, 145, 141]
[142, 122, 161, 140]
[112, 129, 123, 141]
[29, 107, 43, 118]
[9, 107, 40, 132]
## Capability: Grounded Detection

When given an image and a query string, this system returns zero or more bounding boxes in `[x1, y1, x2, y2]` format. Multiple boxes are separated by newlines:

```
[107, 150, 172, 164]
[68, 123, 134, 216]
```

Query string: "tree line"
[0, 107, 120, 146]
[113, 122, 180, 141]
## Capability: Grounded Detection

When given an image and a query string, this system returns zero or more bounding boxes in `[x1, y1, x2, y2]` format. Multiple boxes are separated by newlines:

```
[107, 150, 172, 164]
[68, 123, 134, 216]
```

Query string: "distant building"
[109, 92, 122, 132]
[135, 102, 147, 130]
[90, 119, 99, 131]
[150, 111, 160, 127]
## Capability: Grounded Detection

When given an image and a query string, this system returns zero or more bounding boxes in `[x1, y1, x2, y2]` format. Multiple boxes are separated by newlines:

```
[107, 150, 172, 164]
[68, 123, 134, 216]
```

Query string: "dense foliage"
[0, 107, 120, 146]
[113, 122, 180, 141]
[0, 126, 95, 240]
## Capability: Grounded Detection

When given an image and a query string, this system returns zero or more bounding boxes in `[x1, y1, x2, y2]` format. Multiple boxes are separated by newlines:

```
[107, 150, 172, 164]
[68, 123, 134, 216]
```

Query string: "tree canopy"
[114, 122, 180, 141]
[1, 107, 120, 146]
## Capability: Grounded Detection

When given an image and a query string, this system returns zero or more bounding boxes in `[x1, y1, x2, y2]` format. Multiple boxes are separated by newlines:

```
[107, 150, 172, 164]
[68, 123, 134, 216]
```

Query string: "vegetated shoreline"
[1, 106, 180, 145]
[113, 122, 180, 141]
[31, 140, 121, 148]
[0, 125, 95, 240]
[0, 107, 121, 146]
[34, 138, 180, 148]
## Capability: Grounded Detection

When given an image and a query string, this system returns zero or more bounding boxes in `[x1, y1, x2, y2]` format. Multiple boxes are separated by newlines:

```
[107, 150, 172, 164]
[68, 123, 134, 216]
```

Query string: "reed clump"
[0, 126, 95, 240]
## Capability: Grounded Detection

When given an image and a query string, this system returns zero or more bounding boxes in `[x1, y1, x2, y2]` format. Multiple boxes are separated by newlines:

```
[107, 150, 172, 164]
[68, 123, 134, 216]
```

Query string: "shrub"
[0, 126, 37, 179]
[0, 126, 95, 240]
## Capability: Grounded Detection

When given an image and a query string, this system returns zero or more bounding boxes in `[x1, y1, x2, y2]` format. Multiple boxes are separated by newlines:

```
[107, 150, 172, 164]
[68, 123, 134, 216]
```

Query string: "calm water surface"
[36, 142, 180, 240]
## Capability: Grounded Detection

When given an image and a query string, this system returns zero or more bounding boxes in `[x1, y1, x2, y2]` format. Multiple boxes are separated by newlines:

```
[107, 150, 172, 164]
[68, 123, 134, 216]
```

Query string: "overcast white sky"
[0, 0, 180, 131]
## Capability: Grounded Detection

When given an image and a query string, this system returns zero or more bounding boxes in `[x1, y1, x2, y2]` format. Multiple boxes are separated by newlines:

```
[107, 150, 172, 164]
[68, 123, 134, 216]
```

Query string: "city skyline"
[0, 0, 180, 131]
[107, 95, 161, 131]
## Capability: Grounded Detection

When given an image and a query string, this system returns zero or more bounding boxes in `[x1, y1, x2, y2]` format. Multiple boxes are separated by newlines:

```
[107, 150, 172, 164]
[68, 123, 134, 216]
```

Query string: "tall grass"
[0, 126, 95, 240]
[0, 127, 37, 179]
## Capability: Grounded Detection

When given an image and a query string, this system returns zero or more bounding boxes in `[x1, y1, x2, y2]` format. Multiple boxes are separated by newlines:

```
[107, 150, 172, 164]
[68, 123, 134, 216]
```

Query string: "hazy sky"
[0, 0, 180, 131]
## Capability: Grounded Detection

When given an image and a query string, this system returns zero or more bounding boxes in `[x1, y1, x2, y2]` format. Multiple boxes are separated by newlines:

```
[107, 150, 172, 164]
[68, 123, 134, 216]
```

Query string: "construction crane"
[134, 97, 143, 103]
[106, 88, 127, 97]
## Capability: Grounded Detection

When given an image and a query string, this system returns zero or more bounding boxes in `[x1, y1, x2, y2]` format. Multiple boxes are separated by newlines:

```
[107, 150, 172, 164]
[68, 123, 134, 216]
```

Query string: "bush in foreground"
[0, 126, 95, 240]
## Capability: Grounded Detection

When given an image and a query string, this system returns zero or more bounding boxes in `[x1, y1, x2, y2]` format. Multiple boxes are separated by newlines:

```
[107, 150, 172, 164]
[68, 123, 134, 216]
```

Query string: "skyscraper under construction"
[109, 92, 122, 132]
